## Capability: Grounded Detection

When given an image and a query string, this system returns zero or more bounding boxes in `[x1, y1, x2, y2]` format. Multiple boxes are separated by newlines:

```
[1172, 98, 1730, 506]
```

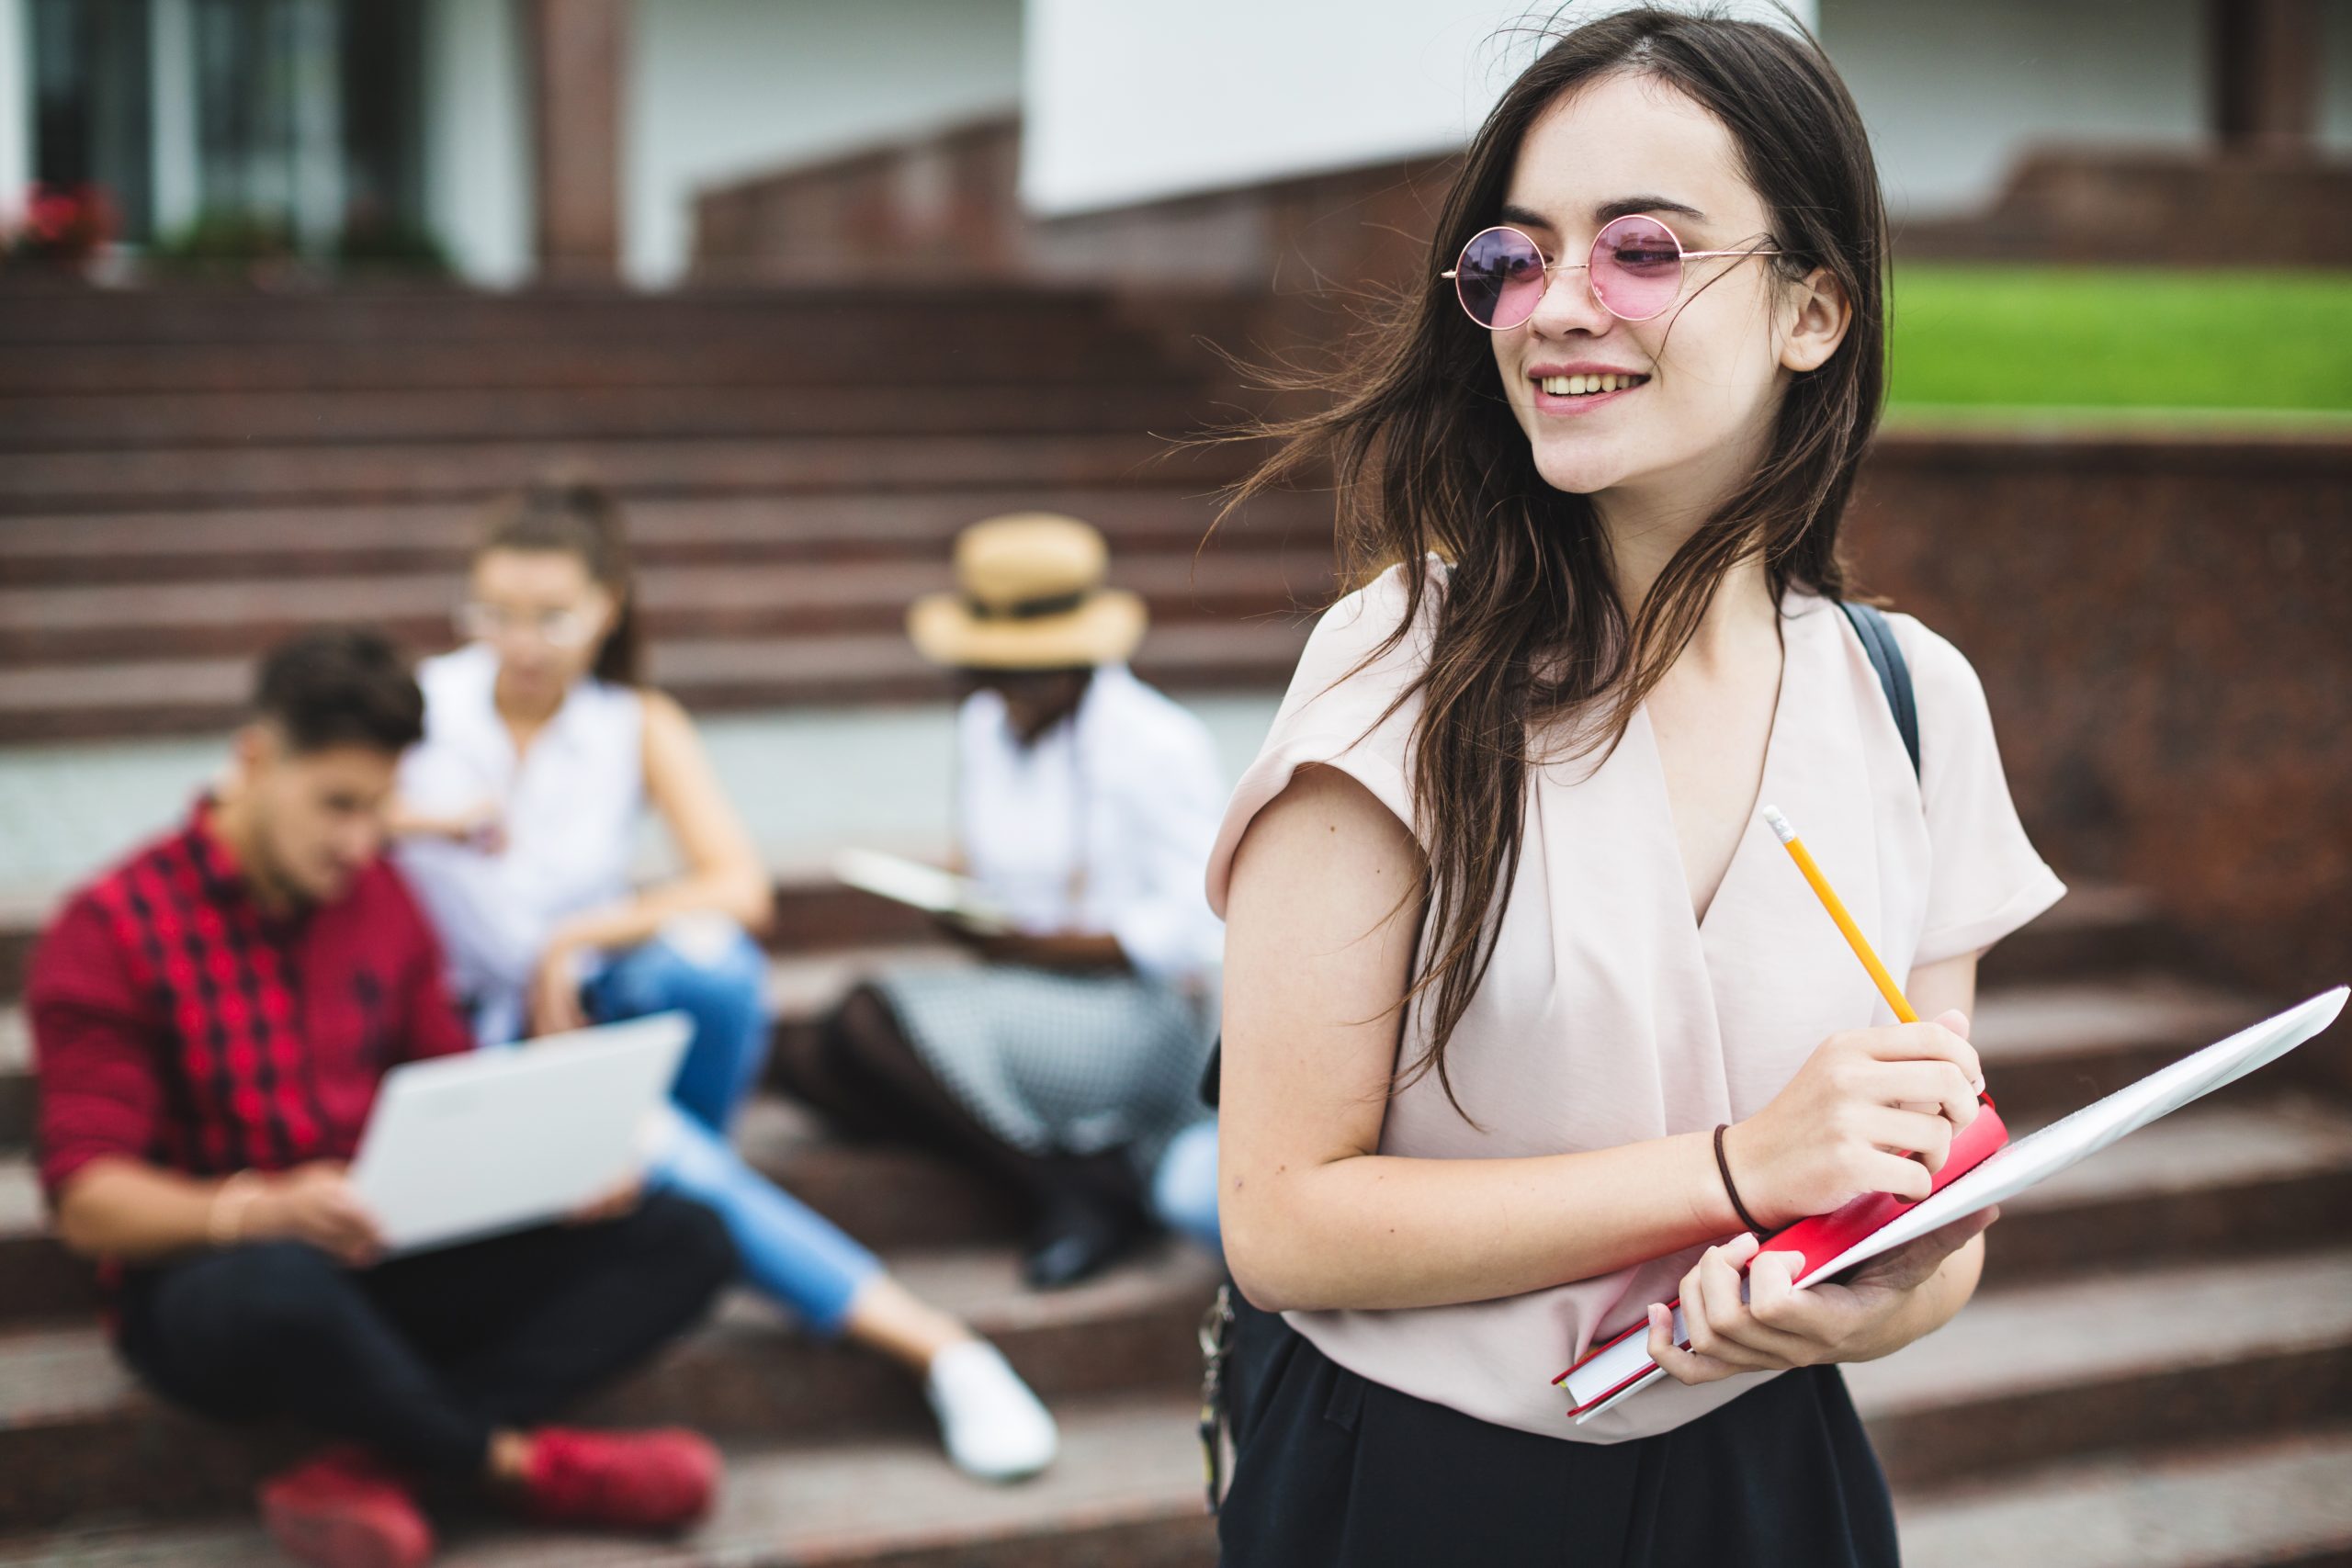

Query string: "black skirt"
[1216, 1294, 1899, 1568]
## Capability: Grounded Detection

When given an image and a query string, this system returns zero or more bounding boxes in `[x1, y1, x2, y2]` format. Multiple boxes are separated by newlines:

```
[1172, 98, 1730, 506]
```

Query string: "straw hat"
[907, 513, 1147, 671]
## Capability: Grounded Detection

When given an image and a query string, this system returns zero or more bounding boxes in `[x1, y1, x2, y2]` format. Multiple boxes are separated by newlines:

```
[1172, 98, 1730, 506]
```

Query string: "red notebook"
[1555, 1097, 2010, 1419]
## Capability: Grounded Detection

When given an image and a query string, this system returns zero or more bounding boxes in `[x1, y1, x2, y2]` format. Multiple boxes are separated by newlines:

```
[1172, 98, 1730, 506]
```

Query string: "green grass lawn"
[1883, 266, 2352, 423]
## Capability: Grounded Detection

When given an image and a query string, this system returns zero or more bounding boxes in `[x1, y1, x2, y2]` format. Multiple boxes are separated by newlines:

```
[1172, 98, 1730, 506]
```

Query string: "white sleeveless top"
[1205, 559, 2066, 1443]
[395, 643, 645, 1043]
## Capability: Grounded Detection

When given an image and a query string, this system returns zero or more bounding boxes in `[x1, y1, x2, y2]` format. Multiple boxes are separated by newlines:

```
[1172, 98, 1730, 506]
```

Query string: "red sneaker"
[256, 1446, 434, 1568]
[515, 1427, 719, 1533]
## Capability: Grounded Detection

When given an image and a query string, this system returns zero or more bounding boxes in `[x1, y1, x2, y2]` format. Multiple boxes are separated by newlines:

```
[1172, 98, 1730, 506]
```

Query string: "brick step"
[1980, 1093, 2352, 1284]
[9, 1417, 2352, 1568]
[0, 433, 1254, 516]
[3, 1247, 2346, 1549]
[0, 382, 1227, 452]
[0, 874, 2193, 1040]
[0, 491, 1322, 589]
[0, 285, 1162, 344]
[0, 1081, 2335, 1326]
[0, 334, 1182, 399]
[1974, 882, 2197, 985]
[0, 619, 1313, 742]
[0, 1390, 1219, 1567]
[1847, 1247, 2352, 1487]
[0, 554, 1334, 666]
[1963, 976, 2285, 1122]
[0, 1013, 2338, 1331]
[1895, 1424, 2352, 1568]
[0, 1237, 1218, 1530]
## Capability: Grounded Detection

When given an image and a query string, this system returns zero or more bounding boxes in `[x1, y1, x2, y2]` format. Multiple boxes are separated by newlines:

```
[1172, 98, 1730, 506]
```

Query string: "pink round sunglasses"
[1442, 215, 1782, 330]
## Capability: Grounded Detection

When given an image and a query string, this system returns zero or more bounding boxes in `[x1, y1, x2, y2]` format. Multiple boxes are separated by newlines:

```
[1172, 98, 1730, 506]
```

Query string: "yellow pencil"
[1760, 805, 1919, 1025]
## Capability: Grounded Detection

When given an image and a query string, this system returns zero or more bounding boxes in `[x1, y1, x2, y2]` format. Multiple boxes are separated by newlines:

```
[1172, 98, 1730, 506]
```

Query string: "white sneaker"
[922, 1340, 1059, 1483]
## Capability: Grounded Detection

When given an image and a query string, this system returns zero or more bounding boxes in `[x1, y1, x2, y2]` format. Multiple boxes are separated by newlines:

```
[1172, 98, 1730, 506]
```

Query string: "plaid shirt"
[29, 798, 474, 1203]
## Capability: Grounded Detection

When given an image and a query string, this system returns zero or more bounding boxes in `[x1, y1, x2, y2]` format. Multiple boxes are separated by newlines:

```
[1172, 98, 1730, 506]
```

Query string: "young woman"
[1208, 12, 2065, 1564]
[778, 513, 1226, 1291]
[393, 480, 1057, 1483]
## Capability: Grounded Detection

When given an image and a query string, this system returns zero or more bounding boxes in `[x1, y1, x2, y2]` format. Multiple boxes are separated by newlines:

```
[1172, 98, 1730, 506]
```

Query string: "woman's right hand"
[1721, 1009, 1984, 1232]
[246, 1163, 387, 1268]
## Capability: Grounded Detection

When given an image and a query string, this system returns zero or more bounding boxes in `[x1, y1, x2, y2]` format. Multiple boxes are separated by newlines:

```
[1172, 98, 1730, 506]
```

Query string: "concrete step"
[0, 382, 1229, 453]
[1847, 1247, 2352, 1488]
[0, 619, 1312, 742]
[1895, 1424, 2352, 1568]
[0, 491, 1328, 589]
[0, 554, 1334, 666]
[0, 1243, 1220, 1531]
[0, 432, 1253, 516]
[0, 1390, 1218, 1567]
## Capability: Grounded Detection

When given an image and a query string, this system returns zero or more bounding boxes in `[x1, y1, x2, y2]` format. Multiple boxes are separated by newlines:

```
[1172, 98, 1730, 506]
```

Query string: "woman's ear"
[1778, 266, 1852, 374]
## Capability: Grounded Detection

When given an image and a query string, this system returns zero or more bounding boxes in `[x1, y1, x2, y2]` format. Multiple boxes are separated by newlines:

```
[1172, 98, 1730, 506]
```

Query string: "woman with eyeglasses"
[392, 480, 1058, 1483]
[776, 513, 1226, 1292]
[1205, 12, 2064, 1566]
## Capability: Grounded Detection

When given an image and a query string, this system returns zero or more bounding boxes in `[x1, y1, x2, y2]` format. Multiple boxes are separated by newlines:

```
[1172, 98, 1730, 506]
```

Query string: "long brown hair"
[1224, 7, 1888, 1113]
[474, 477, 645, 686]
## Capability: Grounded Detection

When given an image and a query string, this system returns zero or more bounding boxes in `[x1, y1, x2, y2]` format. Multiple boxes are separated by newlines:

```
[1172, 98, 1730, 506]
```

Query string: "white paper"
[831, 847, 1011, 932]
[1570, 986, 2347, 1423]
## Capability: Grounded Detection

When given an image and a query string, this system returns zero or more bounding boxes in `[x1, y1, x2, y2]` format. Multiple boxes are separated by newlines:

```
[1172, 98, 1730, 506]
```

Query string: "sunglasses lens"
[1454, 227, 1548, 329]
[1588, 215, 1682, 321]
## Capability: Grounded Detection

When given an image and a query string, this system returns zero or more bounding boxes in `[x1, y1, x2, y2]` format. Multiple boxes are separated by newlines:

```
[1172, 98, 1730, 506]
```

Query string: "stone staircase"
[0, 283, 1326, 742]
[0, 880, 2342, 1564]
[2, 282, 2347, 1562]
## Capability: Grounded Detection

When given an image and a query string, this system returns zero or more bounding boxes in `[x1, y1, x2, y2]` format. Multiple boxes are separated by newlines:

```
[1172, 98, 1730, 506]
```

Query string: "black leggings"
[115, 1194, 737, 1480]
[1216, 1292, 1900, 1568]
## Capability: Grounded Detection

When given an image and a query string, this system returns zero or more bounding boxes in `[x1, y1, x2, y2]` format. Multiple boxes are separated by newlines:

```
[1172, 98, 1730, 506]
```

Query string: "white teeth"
[1541, 373, 1643, 397]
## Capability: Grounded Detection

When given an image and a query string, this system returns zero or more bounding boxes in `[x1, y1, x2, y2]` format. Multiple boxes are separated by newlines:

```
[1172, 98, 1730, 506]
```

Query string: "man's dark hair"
[253, 628, 424, 756]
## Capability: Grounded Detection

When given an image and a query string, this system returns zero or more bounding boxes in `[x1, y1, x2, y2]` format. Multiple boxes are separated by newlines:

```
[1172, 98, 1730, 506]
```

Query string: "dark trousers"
[116, 1193, 737, 1480]
[1217, 1293, 1900, 1568]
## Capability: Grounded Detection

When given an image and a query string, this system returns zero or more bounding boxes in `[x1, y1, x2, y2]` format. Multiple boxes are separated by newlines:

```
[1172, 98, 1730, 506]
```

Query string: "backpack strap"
[1838, 601, 1920, 782]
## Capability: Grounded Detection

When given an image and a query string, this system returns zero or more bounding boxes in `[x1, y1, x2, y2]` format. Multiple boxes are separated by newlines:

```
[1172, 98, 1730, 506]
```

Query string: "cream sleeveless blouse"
[1204, 558, 2066, 1443]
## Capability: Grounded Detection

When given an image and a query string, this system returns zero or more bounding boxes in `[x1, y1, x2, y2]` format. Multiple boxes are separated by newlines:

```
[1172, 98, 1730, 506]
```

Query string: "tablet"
[349, 1011, 692, 1257]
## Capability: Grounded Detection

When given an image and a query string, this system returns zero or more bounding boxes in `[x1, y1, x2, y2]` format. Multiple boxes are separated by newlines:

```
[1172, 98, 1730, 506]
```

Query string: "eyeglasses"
[456, 601, 602, 650]
[1442, 216, 1782, 331]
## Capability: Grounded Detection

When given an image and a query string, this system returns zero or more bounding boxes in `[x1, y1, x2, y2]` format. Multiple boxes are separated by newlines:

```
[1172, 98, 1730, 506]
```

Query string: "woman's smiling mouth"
[1529, 367, 1651, 413]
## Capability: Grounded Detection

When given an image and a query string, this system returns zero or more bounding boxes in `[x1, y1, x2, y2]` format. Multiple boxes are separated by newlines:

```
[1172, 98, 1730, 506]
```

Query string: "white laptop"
[349, 1011, 692, 1257]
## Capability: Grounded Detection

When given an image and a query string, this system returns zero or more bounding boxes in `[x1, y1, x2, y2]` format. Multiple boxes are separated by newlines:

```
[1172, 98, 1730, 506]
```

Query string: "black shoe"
[1022, 1193, 1148, 1290]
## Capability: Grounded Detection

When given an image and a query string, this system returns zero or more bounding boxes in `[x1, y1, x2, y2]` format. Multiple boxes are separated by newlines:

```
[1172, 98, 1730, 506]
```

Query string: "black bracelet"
[1713, 1122, 1768, 1237]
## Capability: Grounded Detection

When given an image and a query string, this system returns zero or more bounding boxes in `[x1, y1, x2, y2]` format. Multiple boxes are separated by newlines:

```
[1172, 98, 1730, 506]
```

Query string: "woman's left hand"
[1646, 1207, 1998, 1384]
[527, 942, 589, 1037]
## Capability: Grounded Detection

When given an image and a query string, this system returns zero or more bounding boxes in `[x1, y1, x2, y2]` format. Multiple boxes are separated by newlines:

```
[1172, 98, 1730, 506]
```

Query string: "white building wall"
[1020, 0, 1815, 219]
[626, 0, 1023, 288]
[422, 0, 534, 287]
[1818, 0, 2210, 220]
[0, 0, 27, 231]
[2326, 0, 2352, 148]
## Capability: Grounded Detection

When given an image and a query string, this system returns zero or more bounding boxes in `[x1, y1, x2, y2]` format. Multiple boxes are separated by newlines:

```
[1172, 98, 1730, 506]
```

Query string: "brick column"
[2207, 0, 2323, 153]
[527, 0, 626, 282]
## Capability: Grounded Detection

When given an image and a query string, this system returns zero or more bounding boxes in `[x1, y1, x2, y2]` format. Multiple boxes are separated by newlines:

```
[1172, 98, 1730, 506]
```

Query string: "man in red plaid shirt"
[29, 628, 738, 1568]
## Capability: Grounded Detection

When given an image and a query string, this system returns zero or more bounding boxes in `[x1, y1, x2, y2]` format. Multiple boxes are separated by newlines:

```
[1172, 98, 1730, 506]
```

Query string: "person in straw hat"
[778, 513, 1226, 1290]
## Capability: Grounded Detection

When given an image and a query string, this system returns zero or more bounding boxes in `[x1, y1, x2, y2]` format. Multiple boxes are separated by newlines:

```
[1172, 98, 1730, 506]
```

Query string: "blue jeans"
[1151, 1119, 1222, 1257]
[583, 921, 882, 1336]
